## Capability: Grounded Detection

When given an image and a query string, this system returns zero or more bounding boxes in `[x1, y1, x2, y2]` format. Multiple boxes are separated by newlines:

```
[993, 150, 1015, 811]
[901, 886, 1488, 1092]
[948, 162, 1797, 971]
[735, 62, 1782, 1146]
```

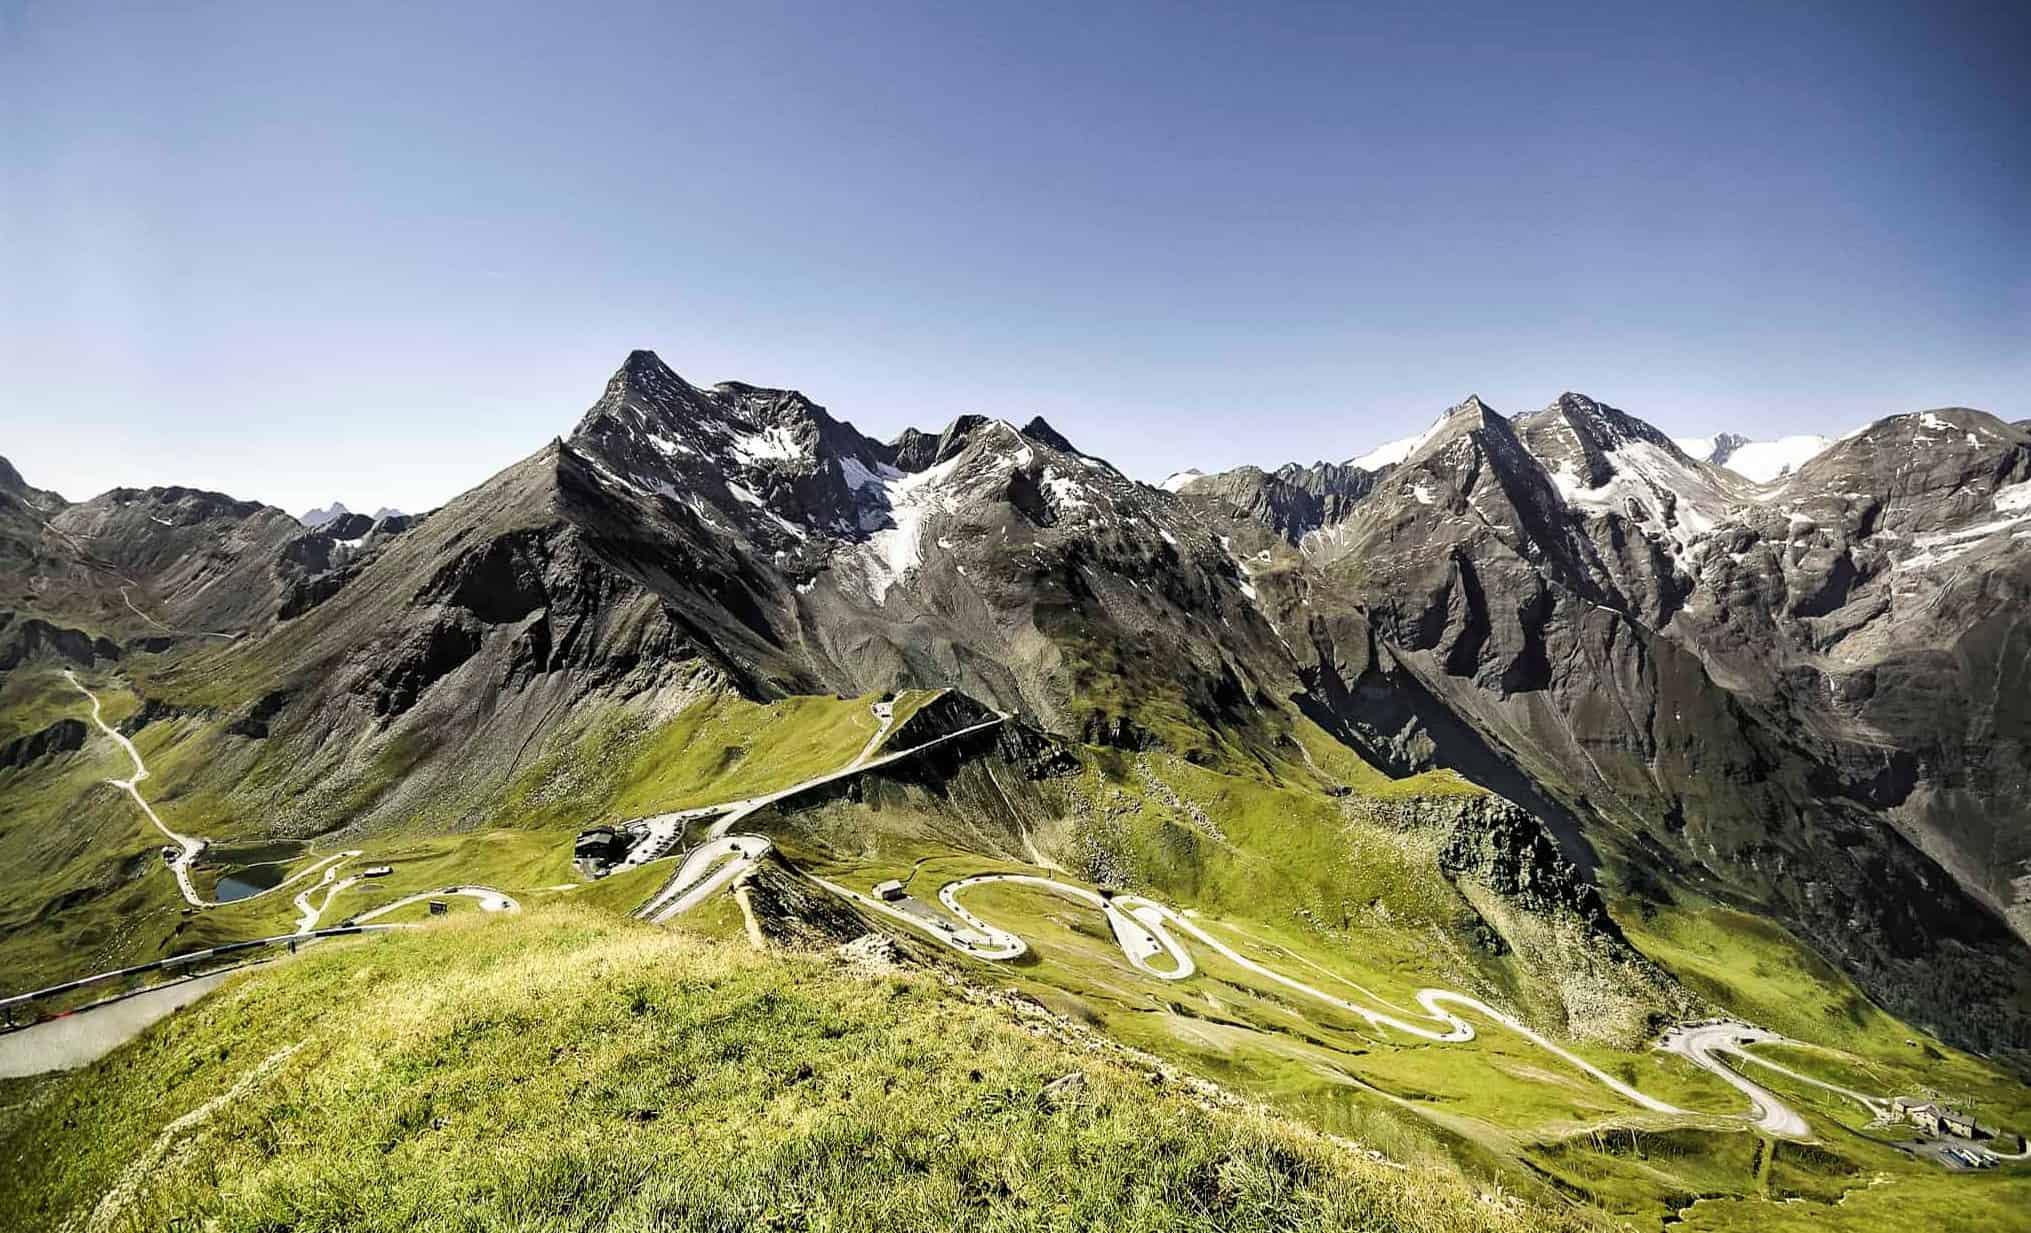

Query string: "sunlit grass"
[0, 906, 1603, 1232]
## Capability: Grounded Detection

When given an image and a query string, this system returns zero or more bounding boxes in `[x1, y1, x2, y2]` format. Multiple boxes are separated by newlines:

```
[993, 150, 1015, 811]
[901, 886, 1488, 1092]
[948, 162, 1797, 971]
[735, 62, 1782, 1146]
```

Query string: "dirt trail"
[65, 672, 515, 929]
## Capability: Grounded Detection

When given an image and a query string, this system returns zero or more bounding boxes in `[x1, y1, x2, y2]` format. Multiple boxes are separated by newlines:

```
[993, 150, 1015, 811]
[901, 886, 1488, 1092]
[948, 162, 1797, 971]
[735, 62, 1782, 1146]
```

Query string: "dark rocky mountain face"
[1174, 460, 1382, 543]
[566, 349, 898, 557]
[0, 456, 63, 515]
[1670, 411, 2031, 933]
[4, 365, 2027, 1064]
[0, 354, 1291, 850]
[1180, 394, 2031, 1056]
[1, 469, 310, 667]
[537, 352, 1289, 738]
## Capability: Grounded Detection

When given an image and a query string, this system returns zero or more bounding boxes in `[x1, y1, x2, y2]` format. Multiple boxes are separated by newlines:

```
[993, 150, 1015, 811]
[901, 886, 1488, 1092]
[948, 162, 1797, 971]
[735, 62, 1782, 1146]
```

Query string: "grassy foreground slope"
[0, 908, 1599, 1233]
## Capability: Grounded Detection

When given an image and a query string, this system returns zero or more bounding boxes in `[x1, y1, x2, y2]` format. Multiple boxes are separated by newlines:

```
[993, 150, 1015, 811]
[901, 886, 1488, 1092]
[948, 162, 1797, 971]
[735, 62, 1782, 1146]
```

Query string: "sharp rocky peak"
[1513, 393, 1703, 492]
[559, 351, 907, 551]
[929, 415, 993, 467]
[616, 347, 709, 401]
[1404, 394, 1527, 468]
[1019, 416, 1079, 455]
[574, 351, 882, 465]
[888, 414, 1084, 475]
[887, 426, 941, 473]
[564, 351, 1143, 562]
[573, 351, 720, 446]
[1534, 393, 1680, 454]
[1431, 393, 1504, 436]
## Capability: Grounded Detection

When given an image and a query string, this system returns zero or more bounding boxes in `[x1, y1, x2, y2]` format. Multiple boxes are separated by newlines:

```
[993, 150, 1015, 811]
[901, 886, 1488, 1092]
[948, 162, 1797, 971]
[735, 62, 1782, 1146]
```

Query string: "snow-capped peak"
[1513, 395, 1739, 558]
[1161, 469, 1205, 492]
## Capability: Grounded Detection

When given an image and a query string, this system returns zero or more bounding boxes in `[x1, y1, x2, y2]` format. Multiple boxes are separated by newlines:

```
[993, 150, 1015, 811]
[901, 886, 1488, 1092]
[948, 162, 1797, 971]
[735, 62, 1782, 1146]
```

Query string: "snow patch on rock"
[729, 426, 806, 466]
[1349, 419, 1443, 471]
[853, 454, 966, 603]
[1550, 440, 1727, 554]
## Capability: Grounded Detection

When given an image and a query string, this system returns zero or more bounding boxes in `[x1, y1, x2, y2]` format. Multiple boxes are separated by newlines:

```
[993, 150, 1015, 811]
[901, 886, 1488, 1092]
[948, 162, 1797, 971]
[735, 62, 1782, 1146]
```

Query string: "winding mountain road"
[620, 704, 1955, 1145]
[1658, 1022, 1901, 1137]
[350, 885, 519, 924]
[62, 670, 515, 931]
[67, 668, 203, 900]
[852, 698, 898, 768]
[628, 708, 1007, 918]
[41, 671, 1946, 1147]
[1658, 1023, 1811, 1137]
[820, 869, 1680, 1114]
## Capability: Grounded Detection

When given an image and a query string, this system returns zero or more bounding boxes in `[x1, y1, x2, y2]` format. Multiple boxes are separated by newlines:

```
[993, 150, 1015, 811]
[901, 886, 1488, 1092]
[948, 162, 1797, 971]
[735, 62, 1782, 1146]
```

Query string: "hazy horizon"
[6, 0, 2026, 515]
[1, 353, 2009, 517]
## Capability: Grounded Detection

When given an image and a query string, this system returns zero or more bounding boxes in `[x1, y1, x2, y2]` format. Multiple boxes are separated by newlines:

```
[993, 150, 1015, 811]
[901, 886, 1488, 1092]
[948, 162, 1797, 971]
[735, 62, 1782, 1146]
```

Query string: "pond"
[212, 864, 288, 902]
[205, 840, 310, 903]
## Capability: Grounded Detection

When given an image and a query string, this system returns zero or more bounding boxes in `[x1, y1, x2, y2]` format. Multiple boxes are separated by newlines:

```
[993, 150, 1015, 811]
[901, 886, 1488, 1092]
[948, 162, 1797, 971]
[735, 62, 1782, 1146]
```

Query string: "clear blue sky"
[4, 0, 2026, 514]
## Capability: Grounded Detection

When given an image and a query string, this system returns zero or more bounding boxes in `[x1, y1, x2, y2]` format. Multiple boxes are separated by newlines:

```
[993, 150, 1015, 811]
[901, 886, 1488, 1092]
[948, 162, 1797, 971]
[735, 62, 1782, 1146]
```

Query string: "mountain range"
[8, 355, 2029, 1040]
[5, 353, 2030, 1227]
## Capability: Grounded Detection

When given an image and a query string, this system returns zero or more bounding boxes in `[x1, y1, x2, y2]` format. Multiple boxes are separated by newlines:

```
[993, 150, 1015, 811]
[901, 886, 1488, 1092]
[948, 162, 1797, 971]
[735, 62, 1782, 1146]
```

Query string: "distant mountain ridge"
[1671, 431, 1834, 482]
[301, 501, 404, 528]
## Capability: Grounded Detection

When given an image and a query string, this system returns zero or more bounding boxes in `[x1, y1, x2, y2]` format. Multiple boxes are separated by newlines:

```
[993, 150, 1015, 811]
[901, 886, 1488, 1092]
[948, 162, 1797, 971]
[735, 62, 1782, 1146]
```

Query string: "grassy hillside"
[9, 665, 2031, 1232]
[0, 908, 1599, 1233]
[749, 739, 2031, 1230]
[0, 674, 923, 992]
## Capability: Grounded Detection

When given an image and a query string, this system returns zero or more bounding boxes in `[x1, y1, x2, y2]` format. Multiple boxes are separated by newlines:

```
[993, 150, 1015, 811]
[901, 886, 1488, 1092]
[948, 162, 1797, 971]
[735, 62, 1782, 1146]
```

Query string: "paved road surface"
[16, 681, 520, 1064]
[640, 837, 772, 923]
[851, 697, 899, 767]
[621, 707, 1779, 1132]
[629, 713, 1006, 916]
[36, 673, 1918, 1147]
[350, 886, 519, 924]
[63, 671, 515, 934]
[0, 972, 235, 1077]
[930, 872, 1677, 1113]
[703, 716, 1004, 840]
[1656, 1022, 1897, 1139]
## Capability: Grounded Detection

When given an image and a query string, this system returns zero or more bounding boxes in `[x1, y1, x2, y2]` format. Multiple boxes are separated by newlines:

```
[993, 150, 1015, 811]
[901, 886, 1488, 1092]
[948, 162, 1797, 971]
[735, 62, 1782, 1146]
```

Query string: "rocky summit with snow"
[1183, 393, 2031, 1039]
